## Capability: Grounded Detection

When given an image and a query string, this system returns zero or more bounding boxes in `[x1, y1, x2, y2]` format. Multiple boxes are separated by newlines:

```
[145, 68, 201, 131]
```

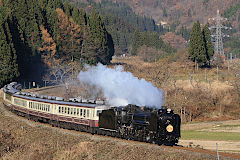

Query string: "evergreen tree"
[203, 24, 214, 65]
[63, 0, 71, 17]
[131, 29, 141, 55]
[46, 6, 60, 51]
[0, 12, 19, 87]
[87, 8, 114, 64]
[189, 21, 207, 66]
[163, 8, 167, 17]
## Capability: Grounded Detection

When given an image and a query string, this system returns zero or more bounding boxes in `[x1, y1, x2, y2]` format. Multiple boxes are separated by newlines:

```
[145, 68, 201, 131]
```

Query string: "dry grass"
[0, 100, 218, 160]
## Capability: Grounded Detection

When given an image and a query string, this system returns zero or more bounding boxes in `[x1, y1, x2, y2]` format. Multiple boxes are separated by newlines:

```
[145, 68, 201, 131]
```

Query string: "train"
[2, 82, 181, 145]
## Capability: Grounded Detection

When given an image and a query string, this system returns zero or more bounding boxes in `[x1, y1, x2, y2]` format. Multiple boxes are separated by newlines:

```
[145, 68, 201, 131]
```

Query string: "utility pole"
[230, 52, 232, 63]
[208, 10, 231, 61]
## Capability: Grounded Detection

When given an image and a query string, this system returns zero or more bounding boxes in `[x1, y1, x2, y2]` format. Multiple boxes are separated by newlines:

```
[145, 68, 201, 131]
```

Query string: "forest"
[71, 0, 175, 55]
[0, 0, 176, 88]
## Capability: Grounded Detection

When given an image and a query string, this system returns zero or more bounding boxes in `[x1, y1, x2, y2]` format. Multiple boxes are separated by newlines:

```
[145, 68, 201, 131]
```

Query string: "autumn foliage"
[38, 25, 57, 67]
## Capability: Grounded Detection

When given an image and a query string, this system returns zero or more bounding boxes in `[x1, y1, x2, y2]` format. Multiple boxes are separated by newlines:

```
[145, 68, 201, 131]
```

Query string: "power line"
[208, 9, 231, 61]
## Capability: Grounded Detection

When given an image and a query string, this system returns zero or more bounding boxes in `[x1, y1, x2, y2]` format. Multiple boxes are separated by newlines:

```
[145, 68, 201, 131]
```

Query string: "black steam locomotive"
[99, 104, 181, 145]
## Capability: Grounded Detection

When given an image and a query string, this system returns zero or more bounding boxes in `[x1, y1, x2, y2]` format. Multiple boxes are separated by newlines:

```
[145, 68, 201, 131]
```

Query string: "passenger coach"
[2, 82, 108, 133]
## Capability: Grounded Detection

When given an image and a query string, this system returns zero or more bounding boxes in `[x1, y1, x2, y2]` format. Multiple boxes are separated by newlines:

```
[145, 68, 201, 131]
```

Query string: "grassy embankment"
[182, 130, 240, 141]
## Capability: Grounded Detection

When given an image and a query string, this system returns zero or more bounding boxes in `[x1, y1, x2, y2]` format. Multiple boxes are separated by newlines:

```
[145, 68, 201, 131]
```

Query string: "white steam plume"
[78, 64, 163, 108]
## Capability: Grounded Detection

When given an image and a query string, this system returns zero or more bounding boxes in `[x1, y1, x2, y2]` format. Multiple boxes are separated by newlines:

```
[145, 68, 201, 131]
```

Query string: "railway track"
[1, 100, 239, 160]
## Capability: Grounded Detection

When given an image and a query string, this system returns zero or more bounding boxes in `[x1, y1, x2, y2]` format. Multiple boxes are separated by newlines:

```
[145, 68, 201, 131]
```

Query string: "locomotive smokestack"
[78, 64, 163, 108]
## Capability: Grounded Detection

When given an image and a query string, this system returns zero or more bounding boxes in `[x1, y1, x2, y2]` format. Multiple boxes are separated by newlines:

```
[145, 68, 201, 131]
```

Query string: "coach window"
[77, 109, 79, 116]
[87, 110, 89, 118]
[80, 109, 83, 117]
[74, 108, 76, 115]
[61, 107, 63, 113]
[67, 107, 70, 114]
[83, 109, 86, 118]
[59, 106, 61, 113]
[70, 108, 73, 115]
[96, 110, 102, 117]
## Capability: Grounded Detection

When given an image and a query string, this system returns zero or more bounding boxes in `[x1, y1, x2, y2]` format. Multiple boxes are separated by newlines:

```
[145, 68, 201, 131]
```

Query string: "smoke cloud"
[78, 64, 163, 108]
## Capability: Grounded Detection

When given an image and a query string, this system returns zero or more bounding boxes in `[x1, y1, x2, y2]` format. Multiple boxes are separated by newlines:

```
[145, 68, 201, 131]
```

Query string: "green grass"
[181, 130, 240, 141]
[218, 124, 240, 128]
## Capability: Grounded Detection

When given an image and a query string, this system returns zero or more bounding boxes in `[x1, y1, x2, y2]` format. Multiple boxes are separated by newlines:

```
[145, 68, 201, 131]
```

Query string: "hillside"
[83, 0, 238, 30]
[74, 0, 240, 57]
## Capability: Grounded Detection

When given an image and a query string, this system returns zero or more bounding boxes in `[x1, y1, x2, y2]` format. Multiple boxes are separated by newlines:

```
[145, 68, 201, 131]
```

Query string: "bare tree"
[231, 62, 240, 105]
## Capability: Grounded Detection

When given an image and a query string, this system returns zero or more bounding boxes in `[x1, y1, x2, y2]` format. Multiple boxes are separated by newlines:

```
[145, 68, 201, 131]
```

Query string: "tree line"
[131, 30, 176, 56]
[189, 21, 214, 67]
[0, 0, 114, 87]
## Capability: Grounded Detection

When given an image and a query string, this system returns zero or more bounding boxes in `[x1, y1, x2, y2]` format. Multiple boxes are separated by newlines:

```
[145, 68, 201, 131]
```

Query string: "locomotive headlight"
[166, 124, 173, 132]
[167, 108, 171, 113]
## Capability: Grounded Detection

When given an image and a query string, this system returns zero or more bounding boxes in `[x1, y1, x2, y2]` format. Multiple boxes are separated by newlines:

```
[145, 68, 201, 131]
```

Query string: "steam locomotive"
[99, 105, 181, 144]
[2, 82, 181, 145]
